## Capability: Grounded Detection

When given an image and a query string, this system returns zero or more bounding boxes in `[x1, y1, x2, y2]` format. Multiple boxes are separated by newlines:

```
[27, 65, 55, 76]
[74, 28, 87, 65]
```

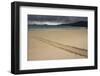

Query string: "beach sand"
[28, 28, 88, 61]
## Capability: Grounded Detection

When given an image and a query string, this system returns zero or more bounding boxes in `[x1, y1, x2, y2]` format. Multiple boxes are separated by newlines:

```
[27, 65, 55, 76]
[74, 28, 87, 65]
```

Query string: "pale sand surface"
[28, 28, 88, 60]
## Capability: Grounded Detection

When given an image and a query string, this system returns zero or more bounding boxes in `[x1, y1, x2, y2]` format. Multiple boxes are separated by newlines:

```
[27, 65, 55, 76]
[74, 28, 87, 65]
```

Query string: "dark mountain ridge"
[28, 21, 87, 29]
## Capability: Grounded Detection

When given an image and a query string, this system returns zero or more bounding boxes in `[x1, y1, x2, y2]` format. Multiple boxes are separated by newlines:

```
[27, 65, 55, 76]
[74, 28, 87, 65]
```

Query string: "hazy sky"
[28, 15, 87, 25]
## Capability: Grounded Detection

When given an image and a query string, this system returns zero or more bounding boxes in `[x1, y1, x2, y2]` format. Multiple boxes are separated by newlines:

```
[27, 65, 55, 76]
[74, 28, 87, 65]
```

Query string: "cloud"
[28, 15, 87, 25]
[28, 21, 63, 25]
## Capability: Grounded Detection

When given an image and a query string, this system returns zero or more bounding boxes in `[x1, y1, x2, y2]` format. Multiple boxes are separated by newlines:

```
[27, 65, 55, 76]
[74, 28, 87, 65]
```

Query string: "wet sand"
[28, 28, 88, 61]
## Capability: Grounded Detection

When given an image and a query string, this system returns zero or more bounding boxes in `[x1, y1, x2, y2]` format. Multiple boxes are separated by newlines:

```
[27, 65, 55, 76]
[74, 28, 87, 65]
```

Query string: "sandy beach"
[28, 28, 88, 61]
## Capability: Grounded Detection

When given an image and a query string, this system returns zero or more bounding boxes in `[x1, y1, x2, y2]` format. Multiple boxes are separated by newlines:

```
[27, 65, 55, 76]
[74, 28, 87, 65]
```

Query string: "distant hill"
[59, 21, 87, 27]
[71, 21, 87, 27]
[28, 21, 87, 29]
